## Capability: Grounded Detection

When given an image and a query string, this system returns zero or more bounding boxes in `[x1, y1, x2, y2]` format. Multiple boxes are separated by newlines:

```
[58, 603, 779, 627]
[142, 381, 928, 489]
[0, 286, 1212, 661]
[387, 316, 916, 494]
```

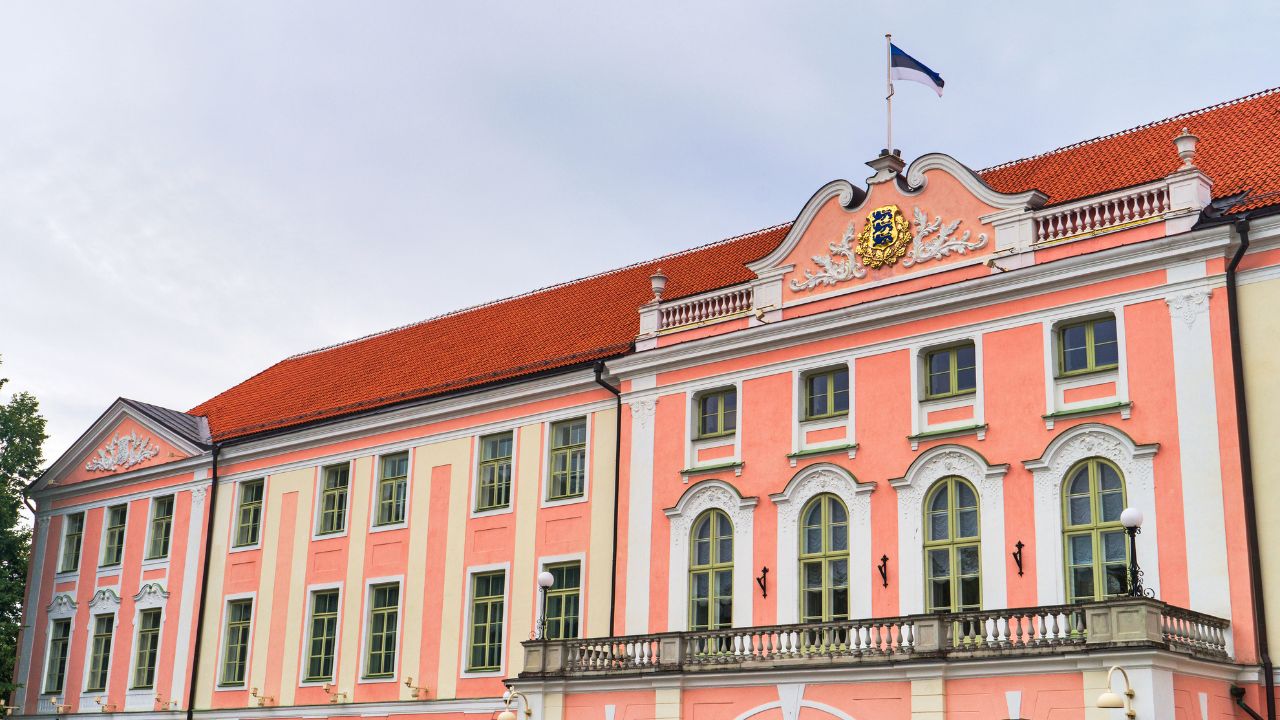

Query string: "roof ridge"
[979, 86, 1280, 175]
[283, 221, 792, 361]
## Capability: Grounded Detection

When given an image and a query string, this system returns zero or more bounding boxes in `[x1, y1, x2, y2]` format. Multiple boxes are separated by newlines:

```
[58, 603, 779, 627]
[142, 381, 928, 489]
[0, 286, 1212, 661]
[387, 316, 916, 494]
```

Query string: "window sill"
[800, 413, 849, 425]
[1043, 401, 1132, 429]
[357, 675, 398, 685]
[921, 390, 976, 403]
[140, 557, 169, 571]
[369, 522, 408, 534]
[787, 443, 858, 467]
[541, 494, 588, 509]
[54, 570, 78, 583]
[311, 529, 349, 542]
[228, 543, 261, 554]
[470, 505, 514, 520]
[680, 461, 744, 482]
[1055, 366, 1119, 381]
[907, 424, 987, 450]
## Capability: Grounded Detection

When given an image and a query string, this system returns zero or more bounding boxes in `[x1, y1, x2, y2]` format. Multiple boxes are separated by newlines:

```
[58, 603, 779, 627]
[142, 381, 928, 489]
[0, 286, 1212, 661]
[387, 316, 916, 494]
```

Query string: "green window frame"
[799, 494, 850, 623]
[802, 367, 849, 421]
[476, 433, 513, 511]
[131, 608, 162, 689]
[547, 418, 587, 501]
[60, 512, 84, 573]
[695, 388, 738, 439]
[467, 571, 505, 672]
[219, 599, 253, 687]
[100, 504, 128, 567]
[689, 509, 733, 631]
[1057, 316, 1119, 377]
[924, 344, 977, 400]
[364, 583, 399, 678]
[923, 477, 981, 612]
[1063, 458, 1129, 603]
[146, 495, 174, 560]
[233, 480, 264, 547]
[305, 589, 340, 682]
[317, 464, 349, 535]
[86, 614, 114, 692]
[43, 618, 71, 694]
[375, 453, 409, 526]
[543, 562, 581, 640]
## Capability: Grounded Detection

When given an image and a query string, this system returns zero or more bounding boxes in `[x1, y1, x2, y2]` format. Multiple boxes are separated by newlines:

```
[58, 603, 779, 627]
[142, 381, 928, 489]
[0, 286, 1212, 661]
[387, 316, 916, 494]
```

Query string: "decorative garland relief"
[85, 431, 160, 472]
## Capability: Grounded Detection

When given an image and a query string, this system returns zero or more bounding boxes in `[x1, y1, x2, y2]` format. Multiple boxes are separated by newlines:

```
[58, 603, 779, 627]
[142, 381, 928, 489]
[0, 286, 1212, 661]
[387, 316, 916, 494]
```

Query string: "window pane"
[1071, 567, 1095, 600]
[957, 508, 979, 539]
[956, 344, 975, 369]
[956, 367, 976, 393]
[832, 369, 849, 413]
[929, 371, 952, 397]
[830, 522, 848, 552]
[928, 549, 950, 578]
[956, 482, 976, 509]
[930, 512, 949, 542]
[1069, 495, 1092, 526]
[1094, 339, 1119, 368]
[1100, 490, 1123, 522]
[1092, 318, 1117, 345]
[929, 350, 951, 375]
[930, 485, 949, 512]
[807, 374, 829, 418]
[803, 527, 822, 554]
[1103, 531, 1127, 562]
[1105, 563, 1128, 595]
[959, 546, 980, 575]
[1063, 346, 1089, 373]
[1069, 534, 1093, 564]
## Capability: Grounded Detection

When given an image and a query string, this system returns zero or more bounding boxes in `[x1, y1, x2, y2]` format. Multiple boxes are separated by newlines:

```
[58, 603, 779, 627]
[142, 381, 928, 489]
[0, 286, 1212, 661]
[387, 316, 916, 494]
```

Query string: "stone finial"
[650, 268, 668, 301]
[1174, 127, 1199, 169]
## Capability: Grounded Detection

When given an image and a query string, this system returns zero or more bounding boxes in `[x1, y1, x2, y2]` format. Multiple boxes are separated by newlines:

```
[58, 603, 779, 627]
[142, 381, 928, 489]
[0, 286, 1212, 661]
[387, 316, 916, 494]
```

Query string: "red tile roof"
[192, 87, 1280, 441]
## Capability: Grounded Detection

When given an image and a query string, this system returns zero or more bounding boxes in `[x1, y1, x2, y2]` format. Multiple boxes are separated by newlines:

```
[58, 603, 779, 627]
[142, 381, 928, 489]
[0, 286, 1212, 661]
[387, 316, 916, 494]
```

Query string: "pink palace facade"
[15, 88, 1280, 719]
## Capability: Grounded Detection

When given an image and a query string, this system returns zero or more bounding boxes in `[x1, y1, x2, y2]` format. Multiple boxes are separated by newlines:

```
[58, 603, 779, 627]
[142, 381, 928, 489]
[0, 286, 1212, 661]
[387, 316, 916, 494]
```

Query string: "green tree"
[0, 359, 47, 692]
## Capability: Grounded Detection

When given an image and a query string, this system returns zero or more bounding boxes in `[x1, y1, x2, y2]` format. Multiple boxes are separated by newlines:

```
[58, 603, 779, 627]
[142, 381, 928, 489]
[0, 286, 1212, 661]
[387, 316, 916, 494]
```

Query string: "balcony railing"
[658, 286, 754, 331]
[519, 598, 1228, 678]
[1033, 183, 1170, 244]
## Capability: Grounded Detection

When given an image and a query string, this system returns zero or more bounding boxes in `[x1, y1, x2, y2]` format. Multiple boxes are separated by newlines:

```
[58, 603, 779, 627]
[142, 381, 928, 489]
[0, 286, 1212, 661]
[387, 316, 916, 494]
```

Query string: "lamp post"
[498, 688, 532, 720]
[1096, 665, 1136, 719]
[536, 571, 555, 640]
[1120, 507, 1152, 598]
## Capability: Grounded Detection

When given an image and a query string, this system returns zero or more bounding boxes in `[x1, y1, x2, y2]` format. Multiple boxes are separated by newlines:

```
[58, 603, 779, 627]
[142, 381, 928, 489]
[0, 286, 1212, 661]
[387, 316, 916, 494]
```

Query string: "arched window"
[690, 509, 733, 631]
[1063, 458, 1128, 602]
[923, 477, 981, 612]
[799, 494, 849, 622]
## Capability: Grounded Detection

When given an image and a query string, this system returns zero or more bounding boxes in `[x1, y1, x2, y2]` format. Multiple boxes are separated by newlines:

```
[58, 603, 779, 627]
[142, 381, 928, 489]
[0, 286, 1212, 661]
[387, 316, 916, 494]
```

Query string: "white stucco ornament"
[85, 431, 160, 472]
[902, 207, 988, 267]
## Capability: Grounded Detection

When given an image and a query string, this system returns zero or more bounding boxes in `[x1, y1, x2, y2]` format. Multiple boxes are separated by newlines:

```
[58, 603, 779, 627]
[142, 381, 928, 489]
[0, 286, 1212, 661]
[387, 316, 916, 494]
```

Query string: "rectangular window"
[317, 464, 349, 535]
[43, 618, 71, 694]
[803, 367, 849, 420]
[100, 505, 128, 567]
[468, 571, 505, 672]
[924, 344, 977, 399]
[132, 608, 162, 689]
[696, 388, 737, 439]
[219, 599, 253, 686]
[1058, 316, 1118, 376]
[547, 419, 586, 501]
[60, 513, 84, 573]
[86, 614, 114, 692]
[146, 495, 174, 560]
[375, 453, 409, 526]
[305, 589, 340, 682]
[233, 480, 264, 547]
[543, 562, 580, 640]
[476, 433, 513, 511]
[364, 583, 399, 678]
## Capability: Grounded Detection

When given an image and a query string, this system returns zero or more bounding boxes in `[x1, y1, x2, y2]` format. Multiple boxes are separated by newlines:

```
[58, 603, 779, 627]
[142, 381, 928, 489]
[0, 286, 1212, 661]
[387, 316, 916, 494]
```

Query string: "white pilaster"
[624, 397, 657, 634]
[14, 515, 50, 711]
[1166, 288, 1233, 627]
[170, 483, 209, 705]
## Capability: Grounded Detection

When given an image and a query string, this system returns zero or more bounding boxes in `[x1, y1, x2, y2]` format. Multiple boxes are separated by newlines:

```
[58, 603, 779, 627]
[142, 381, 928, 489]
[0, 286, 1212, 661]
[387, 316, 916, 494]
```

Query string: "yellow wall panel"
[587, 407, 617, 637]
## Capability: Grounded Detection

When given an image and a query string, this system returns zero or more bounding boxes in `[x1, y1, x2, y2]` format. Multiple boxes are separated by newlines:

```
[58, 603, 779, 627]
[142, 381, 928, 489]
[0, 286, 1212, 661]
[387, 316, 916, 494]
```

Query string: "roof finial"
[1174, 127, 1199, 169]
[650, 268, 668, 301]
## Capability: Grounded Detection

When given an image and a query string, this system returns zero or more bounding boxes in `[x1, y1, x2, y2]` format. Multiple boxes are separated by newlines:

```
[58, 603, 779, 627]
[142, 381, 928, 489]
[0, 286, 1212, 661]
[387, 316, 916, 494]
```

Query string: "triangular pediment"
[749, 153, 1046, 304]
[31, 398, 208, 495]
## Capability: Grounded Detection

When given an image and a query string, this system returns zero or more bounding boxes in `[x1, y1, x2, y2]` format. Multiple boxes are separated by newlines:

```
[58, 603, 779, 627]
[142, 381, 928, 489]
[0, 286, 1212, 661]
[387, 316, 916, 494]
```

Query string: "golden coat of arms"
[855, 204, 912, 269]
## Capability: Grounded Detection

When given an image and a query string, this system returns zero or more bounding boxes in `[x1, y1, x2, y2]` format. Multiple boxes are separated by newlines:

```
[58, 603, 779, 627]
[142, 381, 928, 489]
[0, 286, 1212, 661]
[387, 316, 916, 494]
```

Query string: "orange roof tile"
[192, 88, 1280, 441]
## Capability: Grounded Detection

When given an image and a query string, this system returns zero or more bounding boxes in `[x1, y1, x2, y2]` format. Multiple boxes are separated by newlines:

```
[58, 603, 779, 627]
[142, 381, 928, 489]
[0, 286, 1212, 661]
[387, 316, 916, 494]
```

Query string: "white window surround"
[540, 414, 592, 508]
[229, 479, 265, 553]
[459, 562, 510, 679]
[81, 590, 121, 707]
[125, 599, 166, 709]
[357, 575, 404, 684]
[1025, 423, 1159, 605]
[789, 361, 857, 465]
[684, 381, 743, 475]
[142, 495, 175, 564]
[213, 591, 256, 691]
[769, 463, 873, 625]
[910, 337, 986, 446]
[298, 582, 344, 687]
[54, 513, 83, 579]
[312, 462, 354, 541]
[537, 553, 586, 640]
[471, 428, 519, 519]
[40, 611, 75, 697]
[97, 503, 130, 570]
[663, 479, 757, 631]
[1042, 309, 1132, 428]
[889, 445, 1009, 615]
[369, 450, 413, 533]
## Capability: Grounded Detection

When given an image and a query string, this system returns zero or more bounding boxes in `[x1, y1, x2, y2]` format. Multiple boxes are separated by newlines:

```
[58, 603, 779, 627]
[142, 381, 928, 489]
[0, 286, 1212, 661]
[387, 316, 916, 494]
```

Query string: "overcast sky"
[3, 1, 1278, 462]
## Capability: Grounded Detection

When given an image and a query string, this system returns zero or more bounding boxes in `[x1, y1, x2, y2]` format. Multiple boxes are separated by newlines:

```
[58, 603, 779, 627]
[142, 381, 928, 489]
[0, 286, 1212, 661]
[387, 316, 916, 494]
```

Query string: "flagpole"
[885, 33, 894, 153]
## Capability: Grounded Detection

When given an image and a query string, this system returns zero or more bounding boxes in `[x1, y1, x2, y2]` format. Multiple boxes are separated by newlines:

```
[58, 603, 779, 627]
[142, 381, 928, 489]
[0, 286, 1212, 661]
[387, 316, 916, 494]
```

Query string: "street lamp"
[1096, 665, 1136, 719]
[498, 688, 532, 720]
[1120, 507, 1152, 598]
[536, 571, 555, 640]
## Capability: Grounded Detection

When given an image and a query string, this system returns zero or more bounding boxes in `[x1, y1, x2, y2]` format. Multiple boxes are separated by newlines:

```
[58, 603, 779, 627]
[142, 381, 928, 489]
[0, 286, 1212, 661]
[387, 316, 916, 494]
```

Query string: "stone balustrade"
[519, 598, 1229, 678]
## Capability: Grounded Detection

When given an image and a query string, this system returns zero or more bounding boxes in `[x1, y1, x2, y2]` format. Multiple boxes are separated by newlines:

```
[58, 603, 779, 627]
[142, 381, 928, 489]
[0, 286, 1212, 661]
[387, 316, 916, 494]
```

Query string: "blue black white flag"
[890, 43, 945, 97]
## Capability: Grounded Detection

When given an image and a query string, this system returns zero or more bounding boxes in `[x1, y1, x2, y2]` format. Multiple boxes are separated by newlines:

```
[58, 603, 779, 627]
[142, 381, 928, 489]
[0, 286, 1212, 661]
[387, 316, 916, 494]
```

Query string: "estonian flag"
[890, 43, 945, 97]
